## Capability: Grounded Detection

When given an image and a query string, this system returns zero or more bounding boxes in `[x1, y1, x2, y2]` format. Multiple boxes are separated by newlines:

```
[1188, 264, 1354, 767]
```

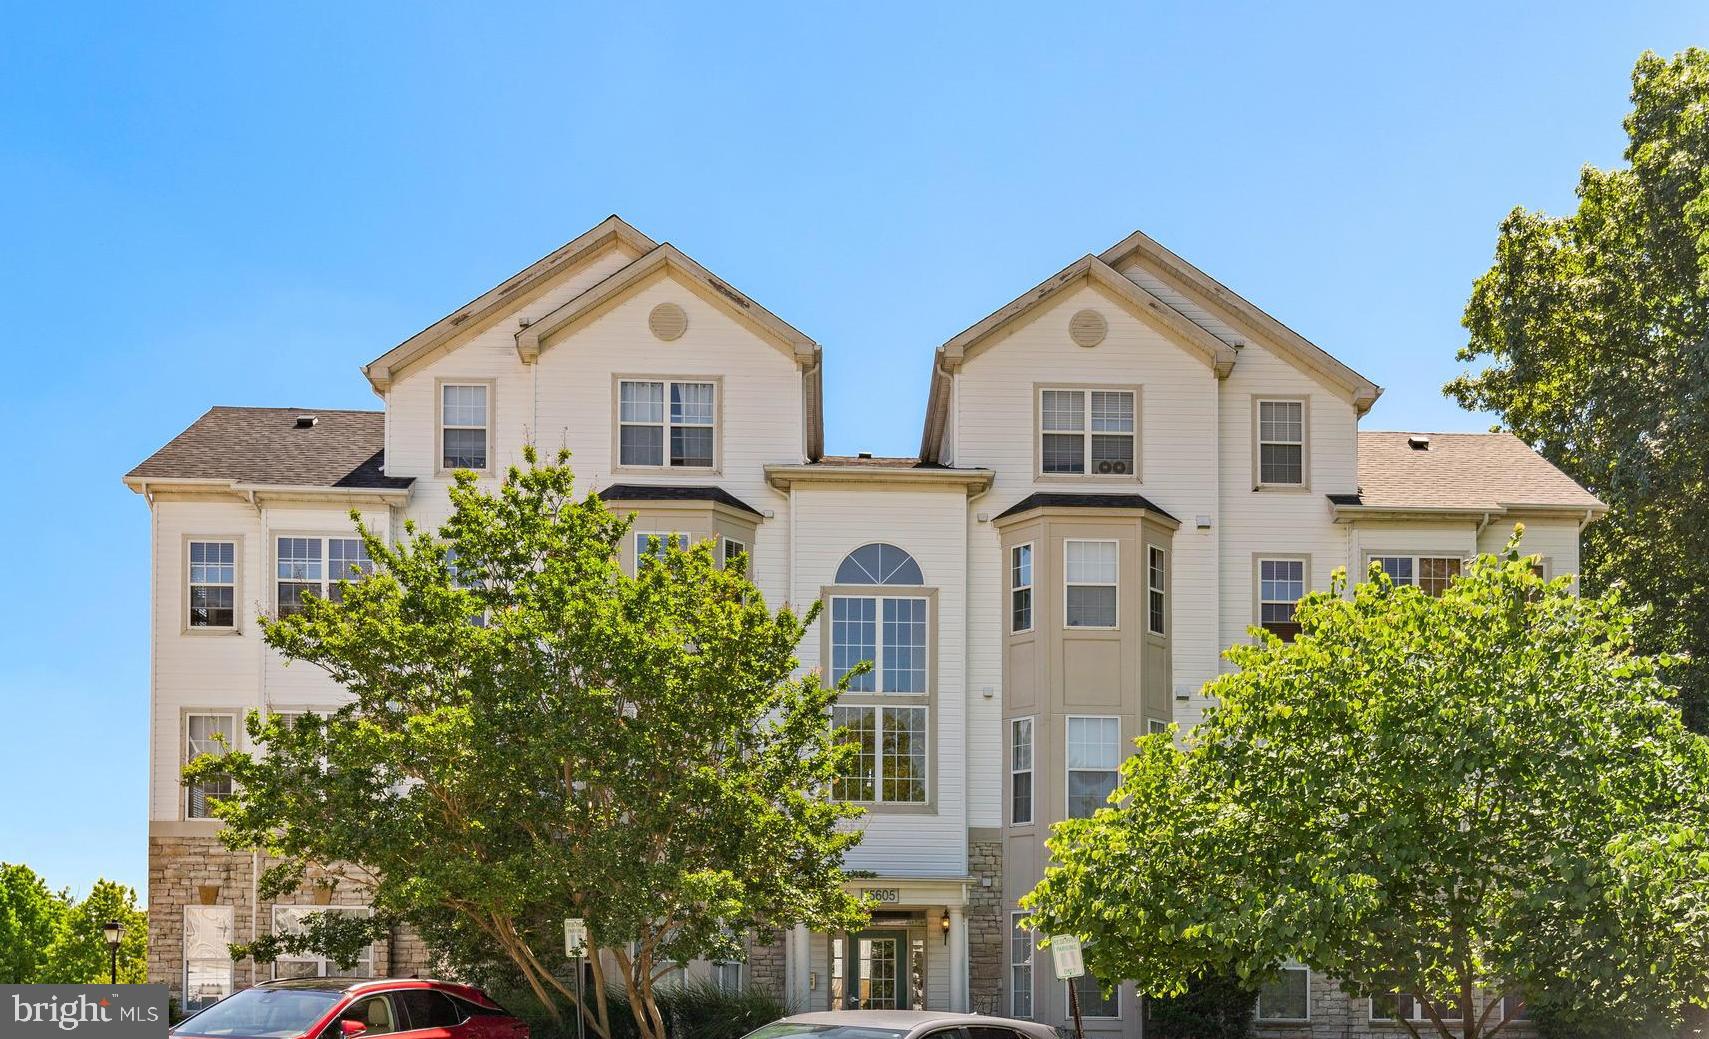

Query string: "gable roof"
[124, 407, 412, 495]
[363, 215, 657, 392]
[1099, 228, 1382, 411]
[1336, 431, 1605, 516]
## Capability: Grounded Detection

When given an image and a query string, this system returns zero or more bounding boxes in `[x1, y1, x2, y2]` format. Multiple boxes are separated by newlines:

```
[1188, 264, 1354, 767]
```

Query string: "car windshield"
[742, 1026, 907, 1039]
[173, 987, 344, 1038]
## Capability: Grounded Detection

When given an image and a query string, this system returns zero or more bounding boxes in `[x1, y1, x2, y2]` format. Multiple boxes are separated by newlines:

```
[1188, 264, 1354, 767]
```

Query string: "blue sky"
[2, 2, 1704, 899]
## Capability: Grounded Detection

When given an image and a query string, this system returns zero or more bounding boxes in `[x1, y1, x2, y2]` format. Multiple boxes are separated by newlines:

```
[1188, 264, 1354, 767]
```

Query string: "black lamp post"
[102, 921, 123, 984]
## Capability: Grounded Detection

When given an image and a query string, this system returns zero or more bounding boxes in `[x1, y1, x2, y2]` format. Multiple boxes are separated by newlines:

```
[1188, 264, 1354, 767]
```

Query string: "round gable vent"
[1069, 308, 1107, 348]
[648, 302, 689, 342]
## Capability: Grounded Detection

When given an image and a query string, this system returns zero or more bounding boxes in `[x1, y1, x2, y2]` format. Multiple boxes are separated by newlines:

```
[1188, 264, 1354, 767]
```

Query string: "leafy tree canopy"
[1449, 47, 1709, 726]
[0, 865, 147, 984]
[1022, 538, 1709, 1039]
[187, 449, 869, 1039]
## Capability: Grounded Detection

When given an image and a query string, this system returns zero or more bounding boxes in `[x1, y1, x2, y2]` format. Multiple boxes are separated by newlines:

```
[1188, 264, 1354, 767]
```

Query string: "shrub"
[1143, 968, 1255, 1039]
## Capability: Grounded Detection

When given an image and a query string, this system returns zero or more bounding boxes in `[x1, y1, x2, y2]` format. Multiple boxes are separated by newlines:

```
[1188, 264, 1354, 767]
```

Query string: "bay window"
[1065, 540, 1118, 628]
[1066, 716, 1120, 818]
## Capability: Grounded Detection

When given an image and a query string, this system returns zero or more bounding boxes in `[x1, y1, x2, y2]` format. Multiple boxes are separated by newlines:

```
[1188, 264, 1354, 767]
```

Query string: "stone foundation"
[1251, 974, 1538, 1039]
[745, 928, 786, 1000]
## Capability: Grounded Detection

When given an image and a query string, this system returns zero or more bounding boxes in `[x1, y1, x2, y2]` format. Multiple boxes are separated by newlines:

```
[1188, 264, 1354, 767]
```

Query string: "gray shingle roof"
[598, 483, 762, 516]
[1351, 431, 1603, 512]
[994, 491, 1178, 523]
[126, 407, 412, 490]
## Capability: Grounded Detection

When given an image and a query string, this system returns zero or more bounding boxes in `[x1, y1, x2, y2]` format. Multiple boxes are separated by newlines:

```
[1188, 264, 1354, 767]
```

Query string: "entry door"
[850, 930, 907, 1009]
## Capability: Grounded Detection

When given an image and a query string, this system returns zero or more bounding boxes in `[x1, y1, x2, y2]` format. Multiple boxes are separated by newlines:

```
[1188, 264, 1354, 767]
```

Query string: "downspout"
[248, 492, 266, 979]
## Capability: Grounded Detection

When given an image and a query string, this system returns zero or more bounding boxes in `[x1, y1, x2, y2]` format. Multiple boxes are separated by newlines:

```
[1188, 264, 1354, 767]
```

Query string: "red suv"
[170, 977, 530, 1039]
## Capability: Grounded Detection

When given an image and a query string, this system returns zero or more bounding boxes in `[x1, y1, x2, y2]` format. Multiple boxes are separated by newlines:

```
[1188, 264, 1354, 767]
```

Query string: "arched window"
[835, 543, 923, 586]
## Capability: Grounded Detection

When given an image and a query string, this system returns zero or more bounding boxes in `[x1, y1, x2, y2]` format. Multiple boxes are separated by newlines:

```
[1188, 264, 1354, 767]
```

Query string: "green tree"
[0, 863, 71, 983]
[44, 880, 149, 984]
[1448, 47, 1709, 727]
[186, 449, 868, 1039]
[1022, 537, 1709, 1039]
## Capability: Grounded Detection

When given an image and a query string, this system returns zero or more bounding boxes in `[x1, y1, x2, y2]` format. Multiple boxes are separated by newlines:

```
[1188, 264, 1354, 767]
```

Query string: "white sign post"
[1050, 936, 1087, 1039]
[564, 918, 589, 1039]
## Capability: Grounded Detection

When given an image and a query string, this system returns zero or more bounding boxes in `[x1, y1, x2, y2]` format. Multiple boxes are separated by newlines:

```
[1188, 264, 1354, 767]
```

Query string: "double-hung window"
[1259, 558, 1306, 641]
[1146, 545, 1166, 636]
[634, 532, 690, 572]
[1256, 964, 1310, 1021]
[188, 541, 236, 629]
[1009, 544, 1033, 633]
[619, 379, 716, 468]
[828, 544, 930, 805]
[1010, 913, 1034, 1018]
[1010, 717, 1033, 826]
[185, 713, 235, 819]
[1370, 993, 1463, 1025]
[1257, 399, 1305, 486]
[1067, 973, 1119, 1019]
[1065, 540, 1118, 628]
[277, 537, 374, 616]
[1066, 716, 1120, 818]
[1040, 388, 1136, 476]
[271, 906, 373, 978]
[441, 383, 489, 470]
[1371, 554, 1463, 597]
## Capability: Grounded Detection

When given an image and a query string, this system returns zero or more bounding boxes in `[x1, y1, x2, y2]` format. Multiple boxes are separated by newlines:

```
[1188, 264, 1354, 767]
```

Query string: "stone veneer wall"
[967, 836, 1005, 1016]
[149, 834, 415, 1003]
[745, 928, 787, 1002]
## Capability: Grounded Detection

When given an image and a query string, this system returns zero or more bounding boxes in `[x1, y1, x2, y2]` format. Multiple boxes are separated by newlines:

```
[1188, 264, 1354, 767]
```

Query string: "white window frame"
[634, 531, 690, 574]
[617, 378, 718, 470]
[270, 905, 374, 979]
[1146, 544, 1166, 636]
[438, 380, 492, 474]
[1038, 387, 1138, 478]
[1255, 397, 1307, 487]
[1146, 718, 1169, 736]
[1010, 542, 1034, 634]
[1064, 540, 1119, 630]
[1064, 973, 1121, 1020]
[710, 957, 744, 994]
[829, 704, 929, 805]
[1367, 553, 1465, 596]
[1010, 911, 1034, 1019]
[275, 535, 373, 616]
[1257, 557, 1307, 638]
[1065, 715, 1121, 819]
[1255, 963, 1311, 1022]
[184, 712, 237, 820]
[1368, 993, 1466, 1024]
[828, 594, 929, 694]
[1010, 716, 1034, 827]
[186, 539, 238, 631]
[721, 536, 747, 568]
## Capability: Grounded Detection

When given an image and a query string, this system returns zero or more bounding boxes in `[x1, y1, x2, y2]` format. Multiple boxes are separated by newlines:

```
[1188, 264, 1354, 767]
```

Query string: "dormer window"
[1039, 387, 1137, 477]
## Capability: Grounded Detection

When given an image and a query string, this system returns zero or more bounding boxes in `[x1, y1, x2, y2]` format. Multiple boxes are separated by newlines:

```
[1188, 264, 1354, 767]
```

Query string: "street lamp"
[102, 921, 123, 984]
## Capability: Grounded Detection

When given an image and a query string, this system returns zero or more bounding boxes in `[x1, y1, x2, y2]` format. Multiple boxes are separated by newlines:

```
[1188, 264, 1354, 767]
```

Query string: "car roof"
[255, 977, 463, 995]
[777, 1011, 1051, 1035]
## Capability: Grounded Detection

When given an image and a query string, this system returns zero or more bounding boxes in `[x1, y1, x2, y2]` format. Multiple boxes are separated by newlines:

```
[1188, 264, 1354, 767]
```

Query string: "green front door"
[849, 930, 907, 1009]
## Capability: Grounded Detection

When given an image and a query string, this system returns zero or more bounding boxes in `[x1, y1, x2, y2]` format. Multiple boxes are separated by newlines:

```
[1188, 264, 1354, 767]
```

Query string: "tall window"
[1065, 540, 1118, 628]
[1371, 554, 1463, 597]
[1010, 717, 1033, 826]
[1257, 399, 1305, 485]
[188, 541, 236, 628]
[1010, 544, 1033, 633]
[1256, 964, 1310, 1021]
[1147, 545, 1166, 636]
[619, 379, 716, 468]
[711, 956, 744, 994]
[1040, 388, 1136, 475]
[829, 544, 929, 805]
[634, 532, 690, 572]
[1067, 716, 1120, 818]
[1259, 558, 1306, 641]
[441, 383, 489, 470]
[271, 906, 374, 978]
[831, 705, 926, 804]
[277, 537, 373, 616]
[1010, 913, 1034, 1018]
[185, 713, 235, 819]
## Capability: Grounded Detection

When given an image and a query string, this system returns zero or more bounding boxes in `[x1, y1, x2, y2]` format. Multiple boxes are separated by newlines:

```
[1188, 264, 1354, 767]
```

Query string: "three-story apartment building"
[127, 216, 1603, 1037]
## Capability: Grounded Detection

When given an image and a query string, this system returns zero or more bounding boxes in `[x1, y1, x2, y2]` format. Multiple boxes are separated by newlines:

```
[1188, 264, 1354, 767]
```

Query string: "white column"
[948, 906, 968, 1011]
[790, 924, 811, 1011]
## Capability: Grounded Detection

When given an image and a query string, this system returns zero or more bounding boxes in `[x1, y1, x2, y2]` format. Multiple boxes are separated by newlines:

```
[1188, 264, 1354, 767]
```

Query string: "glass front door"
[835, 930, 907, 1009]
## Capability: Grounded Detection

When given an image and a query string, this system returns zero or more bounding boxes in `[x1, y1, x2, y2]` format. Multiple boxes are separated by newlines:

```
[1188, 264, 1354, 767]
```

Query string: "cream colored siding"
[792, 485, 968, 875]
[953, 282, 1225, 815]
[1347, 522, 1479, 582]
[1479, 516, 1584, 585]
